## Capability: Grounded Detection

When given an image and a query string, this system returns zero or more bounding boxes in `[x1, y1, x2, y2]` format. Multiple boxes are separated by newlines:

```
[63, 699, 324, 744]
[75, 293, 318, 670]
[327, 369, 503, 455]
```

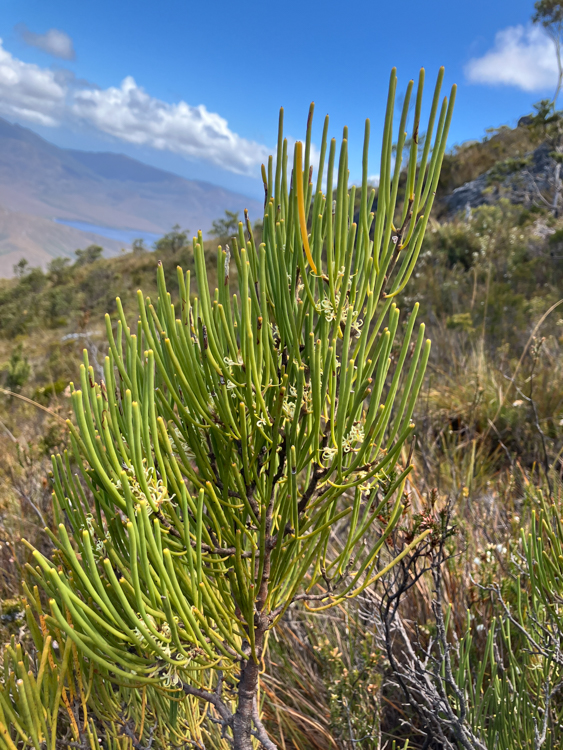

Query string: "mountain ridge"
[0, 117, 262, 276]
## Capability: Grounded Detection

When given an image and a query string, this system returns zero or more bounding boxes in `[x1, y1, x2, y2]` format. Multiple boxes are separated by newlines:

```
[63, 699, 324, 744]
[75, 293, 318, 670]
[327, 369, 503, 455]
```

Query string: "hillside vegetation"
[1, 111, 563, 748]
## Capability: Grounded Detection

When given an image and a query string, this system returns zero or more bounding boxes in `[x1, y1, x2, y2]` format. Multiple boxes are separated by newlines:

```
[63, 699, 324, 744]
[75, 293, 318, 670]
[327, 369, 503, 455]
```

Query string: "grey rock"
[444, 142, 554, 216]
[518, 114, 534, 127]
[446, 173, 490, 215]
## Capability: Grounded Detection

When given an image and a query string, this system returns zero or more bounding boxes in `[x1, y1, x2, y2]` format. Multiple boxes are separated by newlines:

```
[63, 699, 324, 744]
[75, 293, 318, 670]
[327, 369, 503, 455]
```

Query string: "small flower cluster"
[342, 422, 365, 453]
[223, 356, 244, 398]
[82, 513, 110, 556]
[322, 422, 366, 464]
[282, 381, 314, 421]
[135, 617, 206, 688]
[321, 448, 338, 466]
[115, 460, 175, 516]
[316, 288, 363, 336]
[318, 294, 339, 322]
[224, 355, 244, 368]
[282, 399, 296, 420]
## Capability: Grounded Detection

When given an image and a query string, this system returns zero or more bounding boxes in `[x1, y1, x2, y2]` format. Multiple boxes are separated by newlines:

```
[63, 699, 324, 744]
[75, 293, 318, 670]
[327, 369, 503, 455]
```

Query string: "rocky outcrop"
[444, 143, 554, 216]
[445, 173, 490, 215]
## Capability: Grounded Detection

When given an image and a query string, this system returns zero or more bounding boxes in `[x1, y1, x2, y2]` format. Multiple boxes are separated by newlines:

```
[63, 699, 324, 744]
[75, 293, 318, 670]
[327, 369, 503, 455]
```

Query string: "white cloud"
[0, 39, 271, 175]
[284, 137, 321, 175]
[16, 24, 75, 61]
[0, 38, 65, 125]
[71, 76, 270, 175]
[465, 25, 558, 92]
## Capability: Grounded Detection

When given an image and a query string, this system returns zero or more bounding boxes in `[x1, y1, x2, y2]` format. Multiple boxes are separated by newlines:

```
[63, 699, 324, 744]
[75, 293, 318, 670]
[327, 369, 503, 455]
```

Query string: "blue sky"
[0, 0, 556, 201]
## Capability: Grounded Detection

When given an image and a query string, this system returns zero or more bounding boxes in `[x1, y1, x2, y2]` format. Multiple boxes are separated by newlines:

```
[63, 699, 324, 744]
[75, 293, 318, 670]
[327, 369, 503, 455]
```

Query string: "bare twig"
[0, 387, 67, 425]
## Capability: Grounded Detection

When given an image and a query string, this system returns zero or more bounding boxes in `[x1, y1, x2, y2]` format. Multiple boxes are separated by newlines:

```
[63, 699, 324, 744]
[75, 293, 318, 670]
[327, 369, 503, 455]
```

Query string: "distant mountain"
[0, 118, 262, 276]
[0, 205, 125, 274]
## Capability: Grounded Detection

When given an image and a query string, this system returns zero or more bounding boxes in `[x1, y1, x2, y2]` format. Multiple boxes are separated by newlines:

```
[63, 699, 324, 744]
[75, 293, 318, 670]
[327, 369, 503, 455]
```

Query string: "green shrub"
[4, 344, 31, 392]
[17, 68, 454, 750]
[74, 244, 103, 266]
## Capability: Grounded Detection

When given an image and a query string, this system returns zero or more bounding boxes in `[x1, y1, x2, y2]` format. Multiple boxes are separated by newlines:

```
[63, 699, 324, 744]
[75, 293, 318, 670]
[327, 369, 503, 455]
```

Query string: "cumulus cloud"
[284, 136, 321, 174]
[0, 39, 270, 174]
[465, 25, 558, 92]
[0, 38, 65, 125]
[71, 76, 270, 174]
[16, 23, 75, 60]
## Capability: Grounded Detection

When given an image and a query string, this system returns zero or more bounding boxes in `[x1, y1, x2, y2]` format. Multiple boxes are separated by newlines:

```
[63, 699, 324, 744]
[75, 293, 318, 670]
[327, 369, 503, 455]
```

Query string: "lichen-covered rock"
[445, 143, 554, 216]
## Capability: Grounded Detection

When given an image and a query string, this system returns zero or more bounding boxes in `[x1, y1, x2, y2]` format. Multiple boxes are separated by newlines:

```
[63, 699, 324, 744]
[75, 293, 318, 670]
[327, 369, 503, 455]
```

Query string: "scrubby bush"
[7, 68, 455, 750]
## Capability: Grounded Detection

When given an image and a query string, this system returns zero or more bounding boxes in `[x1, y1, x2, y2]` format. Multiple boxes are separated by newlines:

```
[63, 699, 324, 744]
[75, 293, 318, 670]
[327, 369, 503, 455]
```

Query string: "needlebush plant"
[16, 67, 455, 749]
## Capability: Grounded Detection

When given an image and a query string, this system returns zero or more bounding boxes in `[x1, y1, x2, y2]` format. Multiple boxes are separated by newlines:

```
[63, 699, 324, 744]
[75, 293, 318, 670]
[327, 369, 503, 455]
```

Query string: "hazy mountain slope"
[0, 205, 124, 276]
[0, 118, 262, 236]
